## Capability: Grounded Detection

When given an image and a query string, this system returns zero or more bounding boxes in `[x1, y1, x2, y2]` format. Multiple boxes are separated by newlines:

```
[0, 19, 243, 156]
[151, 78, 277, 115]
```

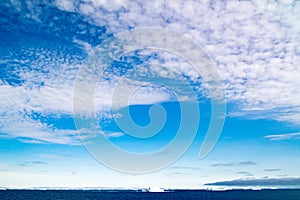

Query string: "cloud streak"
[205, 177, 300, 187]
[18, 161, 49, 167]
[264, 169, 282, 172]
[237, 171, 254, 177]
[264, 132, 300, 141]
[211, 161, 257, 167]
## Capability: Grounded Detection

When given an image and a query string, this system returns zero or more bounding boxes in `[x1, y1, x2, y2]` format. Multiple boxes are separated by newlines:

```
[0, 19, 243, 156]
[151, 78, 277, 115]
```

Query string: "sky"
[0, 0, 300, 189]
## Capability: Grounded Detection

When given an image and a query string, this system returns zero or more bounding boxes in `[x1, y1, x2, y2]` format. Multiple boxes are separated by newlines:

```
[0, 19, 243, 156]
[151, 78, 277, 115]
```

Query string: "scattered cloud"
[237, 171, 254, 177]
[52, 0, 300, 123]
[264, 168, 282, 172]
[1, 0, 300, 145]
[205, 177, 300, 187]
[0, 114, 81, 145]
[211, 161, 257, 167]
[34, 154, 69, 160]
[264, 132, 300, 141]
[106, 132, 125, 138]
[18, 161, 49, 167]
[238, 161, 257, 166]
[169, 166, 202, 171]
[211, 162, 235, 167]
[54, 0, 75, 12]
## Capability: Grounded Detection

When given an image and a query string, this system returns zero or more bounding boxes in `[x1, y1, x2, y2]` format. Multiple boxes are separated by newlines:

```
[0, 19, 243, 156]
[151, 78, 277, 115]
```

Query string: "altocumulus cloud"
[1, 0, 300, 145]
[53, 0, 300, 123]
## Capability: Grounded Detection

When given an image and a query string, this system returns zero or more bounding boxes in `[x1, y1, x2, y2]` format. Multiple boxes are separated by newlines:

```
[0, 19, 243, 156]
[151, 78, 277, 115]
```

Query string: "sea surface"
[0, 189, 300, 200]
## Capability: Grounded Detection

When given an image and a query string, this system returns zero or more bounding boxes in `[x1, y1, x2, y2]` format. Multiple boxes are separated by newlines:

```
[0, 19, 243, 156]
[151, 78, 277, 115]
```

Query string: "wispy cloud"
[237, 171, 254, 177]
[18, 161, 49, 167]
[211, 162, 236, 167]
[169, 166, 202, 171]
[106, 132, 125, 138]
[211, 161, 257, 167]
[205, 177, 300, 187]
[264, 132, 300, 141]
[34, 154, 69, 160]
[264, 168, 282, 172]
[238, 161, 257, 166]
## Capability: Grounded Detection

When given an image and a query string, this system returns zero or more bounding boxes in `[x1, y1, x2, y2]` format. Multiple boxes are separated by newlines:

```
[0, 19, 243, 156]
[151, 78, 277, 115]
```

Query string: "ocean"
[0, 189, 300, 200]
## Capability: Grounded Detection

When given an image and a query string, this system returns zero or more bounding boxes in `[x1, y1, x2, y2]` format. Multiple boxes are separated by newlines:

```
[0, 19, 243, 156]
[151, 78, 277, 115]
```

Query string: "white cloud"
[0, 43, 174, 144]
[79, 3, 95, 15]
[0, 110, 80, 145]
[264, 132, 300, 141]
[6, 0, 300, 121]
[2, 0, 300, 145]
[52, 0, 300, 122]
[54, 0, 75, 12]
[106, 132, 124, 138]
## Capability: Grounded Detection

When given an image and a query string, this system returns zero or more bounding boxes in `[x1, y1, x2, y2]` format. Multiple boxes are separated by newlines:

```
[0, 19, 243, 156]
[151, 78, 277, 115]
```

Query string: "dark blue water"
[0, 189, 300, 200]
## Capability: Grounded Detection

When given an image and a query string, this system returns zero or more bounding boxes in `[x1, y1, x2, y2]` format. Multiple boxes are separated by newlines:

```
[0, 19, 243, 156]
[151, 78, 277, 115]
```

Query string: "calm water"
[0, 189, 300, 200]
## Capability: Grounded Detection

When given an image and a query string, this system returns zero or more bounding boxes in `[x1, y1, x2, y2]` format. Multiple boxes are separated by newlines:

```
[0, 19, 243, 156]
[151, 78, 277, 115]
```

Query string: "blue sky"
[1, 0, 300, 189]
